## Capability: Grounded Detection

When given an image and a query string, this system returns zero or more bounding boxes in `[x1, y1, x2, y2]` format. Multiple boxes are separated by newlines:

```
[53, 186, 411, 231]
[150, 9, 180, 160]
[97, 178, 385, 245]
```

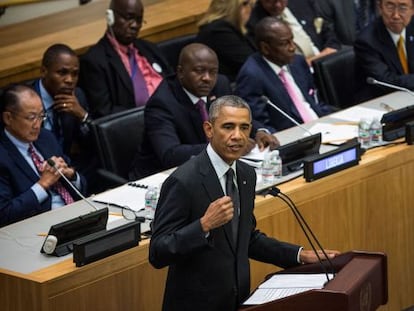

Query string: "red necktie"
[279, 69, 316, 123]
[28, 144, 74, 205]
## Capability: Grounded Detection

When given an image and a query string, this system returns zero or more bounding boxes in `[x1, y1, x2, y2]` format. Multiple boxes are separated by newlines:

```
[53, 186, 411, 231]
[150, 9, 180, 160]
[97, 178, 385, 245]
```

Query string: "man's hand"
[299, 249, 341, 264]
[50, 156, 76, 180]
[255, 130, 280, 151]
[54, 93, 87, 120]
[200, 196, 235, 233]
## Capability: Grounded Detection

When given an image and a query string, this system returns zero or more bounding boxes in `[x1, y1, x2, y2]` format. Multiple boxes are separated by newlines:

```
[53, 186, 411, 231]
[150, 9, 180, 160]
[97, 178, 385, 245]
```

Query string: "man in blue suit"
[236, 17, 331, 133]
[0, 85, 86, 227]
[354, 0, 414, 101]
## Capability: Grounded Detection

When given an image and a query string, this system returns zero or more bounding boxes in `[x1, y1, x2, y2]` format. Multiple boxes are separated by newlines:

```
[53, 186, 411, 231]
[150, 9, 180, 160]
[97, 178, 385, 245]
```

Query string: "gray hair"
[208, 95, 251, 122]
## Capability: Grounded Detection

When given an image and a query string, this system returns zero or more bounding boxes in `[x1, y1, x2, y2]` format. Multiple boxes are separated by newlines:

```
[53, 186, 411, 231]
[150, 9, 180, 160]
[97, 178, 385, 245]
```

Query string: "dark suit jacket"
[0, 128, 87, 227]
[149, 150, 301, 311]
[354, 17, 414, 101]
[129, 74, 232, 179]
[196, 19, 257, 82]
[79, 35, 172, 118]
[246, 1, 340, 51]
[235, 52, 329, 132]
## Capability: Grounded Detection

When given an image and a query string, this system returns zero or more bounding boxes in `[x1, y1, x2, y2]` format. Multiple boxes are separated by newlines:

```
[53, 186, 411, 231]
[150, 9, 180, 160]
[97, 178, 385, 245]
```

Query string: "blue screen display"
[313, 148, 357, 175]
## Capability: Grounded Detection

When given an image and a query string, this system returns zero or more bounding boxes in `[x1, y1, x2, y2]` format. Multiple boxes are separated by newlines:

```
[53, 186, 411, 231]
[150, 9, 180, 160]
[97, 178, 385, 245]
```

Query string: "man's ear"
[2, 111, 12, 127]
[203, 120, 213, 140]
[40, 66, 47, 79]
[259, 41, 269, 56]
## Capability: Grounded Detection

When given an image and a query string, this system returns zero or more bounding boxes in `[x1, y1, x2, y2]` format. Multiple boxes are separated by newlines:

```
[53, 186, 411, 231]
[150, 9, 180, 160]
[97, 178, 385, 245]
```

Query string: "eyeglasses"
[383, 3, 412, 14]
[120, 205, 146, 221]
[9, 111, 47, 123]
[113, 9, 145, 25]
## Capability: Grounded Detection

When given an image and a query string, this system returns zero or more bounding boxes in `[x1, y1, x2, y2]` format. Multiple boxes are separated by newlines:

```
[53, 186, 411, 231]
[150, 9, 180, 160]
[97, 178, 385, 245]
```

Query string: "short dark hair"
[254, 16, 287, 47]
[41, 43, 77, 68]
[1, 84, 36, 114]
[209, 95, 251, 122]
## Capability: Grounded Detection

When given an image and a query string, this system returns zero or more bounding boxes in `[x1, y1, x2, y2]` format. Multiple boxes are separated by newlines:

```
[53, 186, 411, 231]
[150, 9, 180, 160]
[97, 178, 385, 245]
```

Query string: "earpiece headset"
[105, 9, 115, 27]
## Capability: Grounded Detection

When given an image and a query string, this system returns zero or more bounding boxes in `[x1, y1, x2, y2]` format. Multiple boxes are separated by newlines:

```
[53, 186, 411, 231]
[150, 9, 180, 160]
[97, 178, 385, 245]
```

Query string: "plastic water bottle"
[370, 117, 383, 146]
[358, 118, 371, 149]
[270, 150, 283, 179]
[144, 186, 159, 219]
[261, 153, 274, 184]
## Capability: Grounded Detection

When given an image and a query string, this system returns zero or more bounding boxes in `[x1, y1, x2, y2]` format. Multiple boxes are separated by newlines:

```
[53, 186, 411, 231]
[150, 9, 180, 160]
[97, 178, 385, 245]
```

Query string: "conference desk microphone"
[47, 158, 98, 211]
[265, 186, 336, 283]
[261, 96, 314, 136]
[366, 77, 414, 97]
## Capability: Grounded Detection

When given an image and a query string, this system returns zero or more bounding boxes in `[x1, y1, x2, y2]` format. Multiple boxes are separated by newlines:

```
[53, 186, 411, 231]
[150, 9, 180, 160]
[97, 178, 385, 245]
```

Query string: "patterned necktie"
[28, 144, 74, 205]
[225, 168, 239, 244]
[128, 47, 149, 107]
[397, 36, 409, 74]
[196, 99, 209, 123]
[279, 69, 316, 123]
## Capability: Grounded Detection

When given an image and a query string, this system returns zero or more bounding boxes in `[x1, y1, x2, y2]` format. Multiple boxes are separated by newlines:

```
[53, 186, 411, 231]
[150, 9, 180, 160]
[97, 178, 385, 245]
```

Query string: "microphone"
[47, 158, 98, 211]
[261, 96, 314, 136]
[265, 186, 335, 283]
[366, 77, 414, 97]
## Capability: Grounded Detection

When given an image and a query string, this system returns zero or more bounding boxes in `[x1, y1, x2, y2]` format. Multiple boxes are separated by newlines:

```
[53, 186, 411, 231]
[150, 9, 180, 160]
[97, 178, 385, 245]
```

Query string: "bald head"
[109, 0, 144, 45]
[177, 43, 219, 97]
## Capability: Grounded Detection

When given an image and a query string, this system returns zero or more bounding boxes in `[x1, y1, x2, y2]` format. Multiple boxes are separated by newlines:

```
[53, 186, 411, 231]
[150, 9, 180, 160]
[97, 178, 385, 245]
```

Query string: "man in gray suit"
[149, 95, 339, 311]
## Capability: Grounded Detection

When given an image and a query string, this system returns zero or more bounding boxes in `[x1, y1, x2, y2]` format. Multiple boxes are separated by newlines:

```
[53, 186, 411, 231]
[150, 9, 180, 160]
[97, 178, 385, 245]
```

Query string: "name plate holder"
[303, 139, 361, 182]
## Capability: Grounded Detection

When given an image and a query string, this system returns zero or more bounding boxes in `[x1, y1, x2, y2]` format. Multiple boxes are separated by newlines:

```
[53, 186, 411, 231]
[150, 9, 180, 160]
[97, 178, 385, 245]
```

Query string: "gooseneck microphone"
[47, 158, 97, 211]
[366, 77, 414, 97]
[261, 96, 314, 136]
[266, 187, 335, 283]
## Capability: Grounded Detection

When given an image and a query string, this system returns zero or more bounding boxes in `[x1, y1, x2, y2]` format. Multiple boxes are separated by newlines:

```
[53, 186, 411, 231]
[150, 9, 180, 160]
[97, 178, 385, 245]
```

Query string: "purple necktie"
[196, 99, 209, 122]
[28, 144, 74, 205]
[128, 47, 149, 107]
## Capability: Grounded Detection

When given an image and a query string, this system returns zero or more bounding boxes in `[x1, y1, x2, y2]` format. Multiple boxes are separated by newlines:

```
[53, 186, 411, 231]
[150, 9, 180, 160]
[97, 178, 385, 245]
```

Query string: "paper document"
[243, 273, 334, 305]
[308, 123, 358, 145]
[92, 172, 169, 211]
[330, 106, 385, 122]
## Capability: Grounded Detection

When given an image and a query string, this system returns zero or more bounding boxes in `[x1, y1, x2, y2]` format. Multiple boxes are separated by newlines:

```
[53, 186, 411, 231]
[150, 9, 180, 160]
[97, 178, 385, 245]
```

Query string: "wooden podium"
[241, 251, 388, 311]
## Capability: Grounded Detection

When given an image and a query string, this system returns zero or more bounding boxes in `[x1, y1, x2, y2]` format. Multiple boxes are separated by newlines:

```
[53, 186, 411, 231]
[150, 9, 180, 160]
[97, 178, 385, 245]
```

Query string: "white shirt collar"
[206, 144, 237, 181]
[387, 28, 406, 45]
[182, 87, 208, 105]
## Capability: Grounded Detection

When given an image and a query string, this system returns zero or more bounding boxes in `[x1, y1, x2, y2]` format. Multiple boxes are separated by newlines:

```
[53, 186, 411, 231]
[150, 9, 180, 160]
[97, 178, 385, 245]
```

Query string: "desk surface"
[1, 91, 413, 310]
[0, 0, 210, 87]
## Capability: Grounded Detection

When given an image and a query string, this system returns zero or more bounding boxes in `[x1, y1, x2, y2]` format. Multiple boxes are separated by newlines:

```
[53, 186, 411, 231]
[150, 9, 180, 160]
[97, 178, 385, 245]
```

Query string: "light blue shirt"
[38, 80, 55, 130]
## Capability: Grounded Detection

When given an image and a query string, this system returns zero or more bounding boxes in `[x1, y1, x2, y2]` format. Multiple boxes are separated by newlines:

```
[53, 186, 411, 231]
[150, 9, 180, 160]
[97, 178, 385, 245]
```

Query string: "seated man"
[236, 17, 332, 133]
[317, 0, 378, 46]
[0, 85, 87, 227]
[129, 43, 278, 179]
[246, 0, 340, 65]
[354, 0, 414, 101]
[79, 0, 172, 118]
[32, 44, 95, 183]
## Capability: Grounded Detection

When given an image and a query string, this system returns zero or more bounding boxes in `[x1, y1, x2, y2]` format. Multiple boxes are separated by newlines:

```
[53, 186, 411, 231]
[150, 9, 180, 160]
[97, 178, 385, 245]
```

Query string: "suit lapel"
[198, 151, 237, 253]
[376, 20, 405, 74]
[406, 22, 414, 73]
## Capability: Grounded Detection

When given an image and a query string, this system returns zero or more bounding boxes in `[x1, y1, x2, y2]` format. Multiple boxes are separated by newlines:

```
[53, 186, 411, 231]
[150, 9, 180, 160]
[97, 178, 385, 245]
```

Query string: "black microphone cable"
[267, 187, 335, 283]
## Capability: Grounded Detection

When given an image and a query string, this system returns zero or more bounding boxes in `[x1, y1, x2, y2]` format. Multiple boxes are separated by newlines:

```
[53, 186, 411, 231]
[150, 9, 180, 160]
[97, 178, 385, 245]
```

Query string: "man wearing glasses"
[0, 85, 86, 227]
[354, 0, 414, 101]
[79, 0, 171, 118]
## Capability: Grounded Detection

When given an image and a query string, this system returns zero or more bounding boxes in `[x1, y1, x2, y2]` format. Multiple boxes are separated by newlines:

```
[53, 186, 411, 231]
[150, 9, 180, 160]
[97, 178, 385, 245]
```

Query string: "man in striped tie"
[0, 85, 87, 227]
[354, 0, 414, 101]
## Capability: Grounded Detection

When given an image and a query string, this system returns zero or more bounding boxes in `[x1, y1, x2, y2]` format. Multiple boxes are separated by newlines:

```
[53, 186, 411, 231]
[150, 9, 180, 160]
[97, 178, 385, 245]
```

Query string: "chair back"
[90, 107, 145, 179]
[157, 34, 196, 69]
[312, 47, 356, 109]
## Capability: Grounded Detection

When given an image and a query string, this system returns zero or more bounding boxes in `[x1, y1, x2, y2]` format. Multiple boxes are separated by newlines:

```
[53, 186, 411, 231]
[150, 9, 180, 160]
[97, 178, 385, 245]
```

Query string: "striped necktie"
[28, 144, 74, 205]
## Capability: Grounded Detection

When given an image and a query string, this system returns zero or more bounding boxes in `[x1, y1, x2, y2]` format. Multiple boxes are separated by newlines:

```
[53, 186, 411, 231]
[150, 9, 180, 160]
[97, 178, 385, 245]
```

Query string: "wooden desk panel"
[1, 143, 413, 310]
[0, 0, 209, 87]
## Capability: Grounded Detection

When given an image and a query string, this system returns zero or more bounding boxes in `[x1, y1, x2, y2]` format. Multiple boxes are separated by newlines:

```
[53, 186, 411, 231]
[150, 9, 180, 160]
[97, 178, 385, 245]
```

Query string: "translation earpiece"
[106, 9, 115, 27]
[43, 235, 58, 255]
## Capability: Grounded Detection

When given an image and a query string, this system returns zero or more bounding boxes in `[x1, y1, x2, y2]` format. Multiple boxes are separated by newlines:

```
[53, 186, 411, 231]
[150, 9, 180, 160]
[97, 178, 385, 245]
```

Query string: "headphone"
[106, 9, 115, 27]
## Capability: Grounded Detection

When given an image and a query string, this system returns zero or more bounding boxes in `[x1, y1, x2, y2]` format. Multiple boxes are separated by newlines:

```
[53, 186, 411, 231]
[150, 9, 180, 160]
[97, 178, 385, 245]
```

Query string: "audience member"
[236, 17, 332, 132]
[246, 0, 340, 65]
[79, 0, 171, 118]
[354, 0, 414, 101]
[149, 94, 340, 311]
[0, 85, 87, 227]
[196, 0, 256, 82]
[317, 0, 378, 46]
[32, 44, 95, 181]
[129, 43, 278, 179]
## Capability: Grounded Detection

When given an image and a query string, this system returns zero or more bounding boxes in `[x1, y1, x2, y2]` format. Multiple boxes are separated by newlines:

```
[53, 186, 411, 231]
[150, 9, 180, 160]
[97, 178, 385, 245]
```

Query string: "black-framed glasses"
[120, 205, 146, 221]
[113, 9, 145, 25]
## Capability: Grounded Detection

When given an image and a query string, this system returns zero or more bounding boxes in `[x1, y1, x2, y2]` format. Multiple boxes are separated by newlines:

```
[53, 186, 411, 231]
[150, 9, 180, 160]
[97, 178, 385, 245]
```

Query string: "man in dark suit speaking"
[0, 85, 86, 227]
[149, 95, 339, 311]
[130, 43, 278, 179]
